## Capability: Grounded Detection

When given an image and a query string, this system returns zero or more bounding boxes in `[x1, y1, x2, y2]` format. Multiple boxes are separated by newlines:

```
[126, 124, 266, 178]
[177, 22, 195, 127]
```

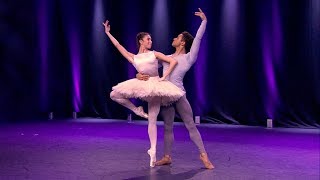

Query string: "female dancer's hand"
[158, 77, 166, 82]
[195, 8, 207, 21]
[102, 20, 111, 34]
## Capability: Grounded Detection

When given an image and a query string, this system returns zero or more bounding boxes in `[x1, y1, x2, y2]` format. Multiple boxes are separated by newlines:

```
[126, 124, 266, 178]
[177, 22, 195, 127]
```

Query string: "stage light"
[152, 0, 169, 52]
[92, 0, 106, 67]
[221, 0, 239, 50]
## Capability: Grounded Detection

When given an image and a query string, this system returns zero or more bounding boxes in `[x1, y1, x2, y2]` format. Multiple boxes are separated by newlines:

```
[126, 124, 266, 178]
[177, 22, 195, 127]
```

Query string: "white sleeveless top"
[133, 51, 159, 77]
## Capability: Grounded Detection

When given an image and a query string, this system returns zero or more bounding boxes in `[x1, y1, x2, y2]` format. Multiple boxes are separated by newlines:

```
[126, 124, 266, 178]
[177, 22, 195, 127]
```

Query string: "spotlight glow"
[221, 0, 239, 48]
[152, 0, 169, 52]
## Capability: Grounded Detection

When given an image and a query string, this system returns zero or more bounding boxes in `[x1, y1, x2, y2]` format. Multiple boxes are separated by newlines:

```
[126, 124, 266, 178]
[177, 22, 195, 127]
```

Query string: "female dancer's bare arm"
[154, 51, 178, 81]
[103, 20, 135, 63]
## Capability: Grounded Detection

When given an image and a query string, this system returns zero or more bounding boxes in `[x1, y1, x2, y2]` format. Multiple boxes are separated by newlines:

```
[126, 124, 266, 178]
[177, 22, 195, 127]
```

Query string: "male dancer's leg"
[175, 95, 214, 169]
[175, 95, 206, 154]
[154, 105, 175, 166]
[161, 105, 175, 156]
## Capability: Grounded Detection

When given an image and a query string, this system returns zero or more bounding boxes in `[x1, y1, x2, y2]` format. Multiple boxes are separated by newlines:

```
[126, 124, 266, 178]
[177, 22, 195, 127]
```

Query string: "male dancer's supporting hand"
[136, 73, 150, 81]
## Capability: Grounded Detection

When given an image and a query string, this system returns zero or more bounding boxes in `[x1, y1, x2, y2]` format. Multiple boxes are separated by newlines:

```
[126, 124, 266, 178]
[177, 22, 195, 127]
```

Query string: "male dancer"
[137, 8, 214, 169]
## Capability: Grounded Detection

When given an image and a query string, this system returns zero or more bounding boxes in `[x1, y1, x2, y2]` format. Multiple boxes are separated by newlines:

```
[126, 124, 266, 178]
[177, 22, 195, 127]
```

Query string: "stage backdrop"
[0, 0, 319, 127]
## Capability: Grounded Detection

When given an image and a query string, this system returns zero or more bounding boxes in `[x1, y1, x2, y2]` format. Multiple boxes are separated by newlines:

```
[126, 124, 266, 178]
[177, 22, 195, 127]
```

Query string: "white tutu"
[112, 76, 185, 106]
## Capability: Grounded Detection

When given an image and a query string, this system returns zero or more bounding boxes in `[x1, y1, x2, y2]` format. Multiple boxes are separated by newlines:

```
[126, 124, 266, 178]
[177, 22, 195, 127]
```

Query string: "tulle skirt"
[111, 76, 185, 106]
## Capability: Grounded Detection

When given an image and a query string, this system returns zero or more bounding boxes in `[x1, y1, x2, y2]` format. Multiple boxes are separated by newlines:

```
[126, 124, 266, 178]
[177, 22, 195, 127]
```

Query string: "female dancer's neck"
[138, 47, 149, 54]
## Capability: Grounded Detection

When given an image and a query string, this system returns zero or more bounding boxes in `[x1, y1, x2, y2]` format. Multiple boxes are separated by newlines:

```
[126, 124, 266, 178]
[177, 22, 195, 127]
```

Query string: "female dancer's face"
[140, 35, 152, 49]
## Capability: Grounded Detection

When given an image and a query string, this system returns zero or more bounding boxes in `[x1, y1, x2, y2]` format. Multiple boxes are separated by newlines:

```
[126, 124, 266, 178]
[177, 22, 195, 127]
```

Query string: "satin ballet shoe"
[134, 106, 148, 119]
[147, 149, 156, 167]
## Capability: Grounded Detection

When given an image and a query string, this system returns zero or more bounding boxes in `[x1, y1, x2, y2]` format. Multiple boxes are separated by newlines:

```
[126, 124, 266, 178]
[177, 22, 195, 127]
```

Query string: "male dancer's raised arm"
[188, 8, 207, 65]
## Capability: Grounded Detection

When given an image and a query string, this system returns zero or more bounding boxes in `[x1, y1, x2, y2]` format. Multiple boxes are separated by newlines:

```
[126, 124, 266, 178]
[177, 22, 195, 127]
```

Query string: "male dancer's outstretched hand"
[195, 8, 207, 21]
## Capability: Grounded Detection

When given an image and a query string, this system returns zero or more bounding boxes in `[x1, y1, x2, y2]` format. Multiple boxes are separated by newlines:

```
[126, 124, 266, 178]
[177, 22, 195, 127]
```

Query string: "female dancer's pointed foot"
[134, 106, 148, 119]
[200, 153, 214, 169]
[147, 149, 156, 167]
[155, 155, 172, 166]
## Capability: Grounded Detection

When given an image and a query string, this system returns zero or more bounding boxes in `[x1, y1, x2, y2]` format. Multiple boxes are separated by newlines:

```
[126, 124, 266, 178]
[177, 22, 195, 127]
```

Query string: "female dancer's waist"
[148, 76, 160, 80]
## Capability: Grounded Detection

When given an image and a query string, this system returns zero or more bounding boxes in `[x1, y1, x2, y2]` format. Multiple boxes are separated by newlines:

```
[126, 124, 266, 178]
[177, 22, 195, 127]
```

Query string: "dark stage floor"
[0, 118, 319, 179]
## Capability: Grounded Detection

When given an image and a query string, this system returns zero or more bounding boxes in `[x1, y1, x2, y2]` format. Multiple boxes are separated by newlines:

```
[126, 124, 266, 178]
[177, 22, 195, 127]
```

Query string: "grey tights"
[160, 95, 206, 155]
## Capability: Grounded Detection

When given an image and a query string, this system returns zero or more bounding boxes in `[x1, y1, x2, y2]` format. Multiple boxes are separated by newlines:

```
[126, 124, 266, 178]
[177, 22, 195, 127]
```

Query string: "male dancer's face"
[171, 34, 184, 48]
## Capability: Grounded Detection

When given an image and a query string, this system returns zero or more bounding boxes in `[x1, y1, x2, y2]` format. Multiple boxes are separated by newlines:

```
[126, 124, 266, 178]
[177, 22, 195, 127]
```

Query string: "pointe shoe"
[155, 155, 172, 166]
[200, 153, 214, 169]
[147, 149, 156, 167]
[135, 106, 148, 119]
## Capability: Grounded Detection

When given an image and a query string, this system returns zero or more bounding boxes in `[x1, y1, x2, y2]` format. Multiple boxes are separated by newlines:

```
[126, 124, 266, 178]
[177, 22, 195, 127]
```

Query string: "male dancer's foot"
[134, 106, 148, 119]
[200, 153, 214, 169]
[155, 155, 172, 166]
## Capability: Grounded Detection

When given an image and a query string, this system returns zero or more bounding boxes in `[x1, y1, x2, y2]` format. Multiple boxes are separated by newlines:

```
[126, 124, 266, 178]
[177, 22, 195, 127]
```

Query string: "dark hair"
[181, 31, 194, 52]
[136, 32, 150, 49]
